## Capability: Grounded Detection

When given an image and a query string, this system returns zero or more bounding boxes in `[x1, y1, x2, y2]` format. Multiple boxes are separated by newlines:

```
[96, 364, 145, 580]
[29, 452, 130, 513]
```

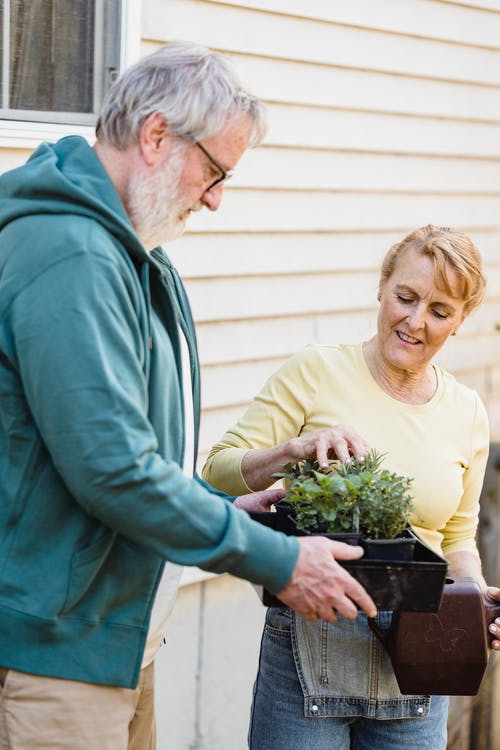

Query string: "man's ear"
[139, 111, 173, 166]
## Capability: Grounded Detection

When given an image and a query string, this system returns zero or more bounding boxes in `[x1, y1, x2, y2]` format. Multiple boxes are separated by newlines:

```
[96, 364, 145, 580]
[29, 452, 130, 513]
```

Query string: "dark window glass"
[1, 0, 120, 122]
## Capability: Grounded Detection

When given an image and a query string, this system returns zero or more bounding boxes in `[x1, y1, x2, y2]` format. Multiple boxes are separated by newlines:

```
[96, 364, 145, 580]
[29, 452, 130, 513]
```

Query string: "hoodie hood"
[0, 135, 150, 266]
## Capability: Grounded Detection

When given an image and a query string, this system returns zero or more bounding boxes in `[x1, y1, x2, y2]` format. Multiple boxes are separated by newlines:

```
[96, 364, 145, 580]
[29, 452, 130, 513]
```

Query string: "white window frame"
[0, 0, 141, 149]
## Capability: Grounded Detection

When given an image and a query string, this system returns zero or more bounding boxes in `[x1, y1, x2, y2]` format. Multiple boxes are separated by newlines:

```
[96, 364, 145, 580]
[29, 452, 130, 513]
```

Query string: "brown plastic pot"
[273, 502, 361, 543]
[249, 513, 447, 612]
[369, 577, 500, 695]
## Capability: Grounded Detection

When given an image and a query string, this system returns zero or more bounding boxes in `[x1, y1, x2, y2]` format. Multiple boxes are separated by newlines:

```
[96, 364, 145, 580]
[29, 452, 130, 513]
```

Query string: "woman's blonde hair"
[379, 224, 486, 315]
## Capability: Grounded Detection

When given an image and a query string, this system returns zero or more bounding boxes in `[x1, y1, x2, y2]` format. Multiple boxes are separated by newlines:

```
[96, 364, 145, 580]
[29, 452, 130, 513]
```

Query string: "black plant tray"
[250, 511, 447, 612]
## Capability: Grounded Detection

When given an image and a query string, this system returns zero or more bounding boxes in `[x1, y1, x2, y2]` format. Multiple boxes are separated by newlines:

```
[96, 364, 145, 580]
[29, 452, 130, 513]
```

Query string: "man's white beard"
[127, 142, 190, 250]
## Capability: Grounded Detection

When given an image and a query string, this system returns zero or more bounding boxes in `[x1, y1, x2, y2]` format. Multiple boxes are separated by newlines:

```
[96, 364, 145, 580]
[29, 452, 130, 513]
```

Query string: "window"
[0, 0, 121, 125]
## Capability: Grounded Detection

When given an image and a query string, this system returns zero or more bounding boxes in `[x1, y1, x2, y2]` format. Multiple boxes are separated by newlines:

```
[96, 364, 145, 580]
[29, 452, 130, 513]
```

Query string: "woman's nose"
[406, 304, 426, 330]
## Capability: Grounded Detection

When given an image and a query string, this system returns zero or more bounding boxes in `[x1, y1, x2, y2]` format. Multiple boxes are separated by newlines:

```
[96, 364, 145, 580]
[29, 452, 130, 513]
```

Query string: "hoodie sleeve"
[8, 219, 298, 594]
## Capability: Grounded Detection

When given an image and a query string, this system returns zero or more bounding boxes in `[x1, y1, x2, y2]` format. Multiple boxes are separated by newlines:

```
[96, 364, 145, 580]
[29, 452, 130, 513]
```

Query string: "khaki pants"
[0, 662, 156, 750]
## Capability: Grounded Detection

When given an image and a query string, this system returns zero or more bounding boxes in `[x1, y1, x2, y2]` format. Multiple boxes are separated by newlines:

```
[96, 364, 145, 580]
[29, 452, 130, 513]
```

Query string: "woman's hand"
[240, 425, 370, 491]
[485, 586, 500, 651]
[290, 425, 370, 468]
[234, 488, 285, 513]
[447, 552, 500, 652]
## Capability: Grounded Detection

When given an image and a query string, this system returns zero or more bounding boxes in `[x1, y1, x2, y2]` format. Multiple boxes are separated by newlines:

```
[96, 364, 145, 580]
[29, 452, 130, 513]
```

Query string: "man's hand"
[234, 488, 285, 513]
[276, 536, 377, 622]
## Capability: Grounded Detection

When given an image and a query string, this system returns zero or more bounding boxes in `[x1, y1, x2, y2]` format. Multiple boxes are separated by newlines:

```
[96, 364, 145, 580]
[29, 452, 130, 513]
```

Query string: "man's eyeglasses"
[194, 141, 234, 192]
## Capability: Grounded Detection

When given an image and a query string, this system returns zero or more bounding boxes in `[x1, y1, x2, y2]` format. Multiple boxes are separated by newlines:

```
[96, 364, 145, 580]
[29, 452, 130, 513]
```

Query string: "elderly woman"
[203, 225, 500, 750]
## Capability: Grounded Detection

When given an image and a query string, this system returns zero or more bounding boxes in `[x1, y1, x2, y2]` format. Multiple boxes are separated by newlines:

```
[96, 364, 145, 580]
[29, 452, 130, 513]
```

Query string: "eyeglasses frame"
[194, 141, 234, 192]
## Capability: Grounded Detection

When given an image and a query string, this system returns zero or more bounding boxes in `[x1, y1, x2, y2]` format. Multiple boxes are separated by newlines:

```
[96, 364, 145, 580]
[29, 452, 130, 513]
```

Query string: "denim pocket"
[265, 606, 292, 634]
[291, 611, 430, 718]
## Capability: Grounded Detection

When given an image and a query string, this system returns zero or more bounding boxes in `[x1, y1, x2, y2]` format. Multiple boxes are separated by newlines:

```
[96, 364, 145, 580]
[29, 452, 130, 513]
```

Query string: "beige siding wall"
[2, 0, 499, 452]
[139, 0, 500, 460]
[141, 6, 500, 742]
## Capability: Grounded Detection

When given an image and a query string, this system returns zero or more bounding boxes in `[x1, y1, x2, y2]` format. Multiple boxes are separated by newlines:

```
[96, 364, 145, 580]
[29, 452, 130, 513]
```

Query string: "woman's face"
[376, 247, 466, 375]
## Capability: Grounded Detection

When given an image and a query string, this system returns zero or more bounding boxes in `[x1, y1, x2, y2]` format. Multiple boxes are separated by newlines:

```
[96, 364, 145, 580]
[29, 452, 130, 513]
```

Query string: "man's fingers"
[276, 537, 377, 620]
[328, 541, 365, 560]
[316, 599, 352, 622]
[320, 541, 377, 618]
[340, 576, 377, 619]
[322, 555, 377, 619]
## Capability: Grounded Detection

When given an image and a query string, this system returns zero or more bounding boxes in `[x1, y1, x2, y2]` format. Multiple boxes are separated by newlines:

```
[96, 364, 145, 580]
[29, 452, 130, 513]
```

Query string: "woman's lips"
[397, 331, 421, 345]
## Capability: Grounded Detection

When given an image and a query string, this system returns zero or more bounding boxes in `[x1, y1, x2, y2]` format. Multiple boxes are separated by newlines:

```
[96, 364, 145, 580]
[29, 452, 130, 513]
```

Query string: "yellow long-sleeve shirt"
[203, 343, 489, 557]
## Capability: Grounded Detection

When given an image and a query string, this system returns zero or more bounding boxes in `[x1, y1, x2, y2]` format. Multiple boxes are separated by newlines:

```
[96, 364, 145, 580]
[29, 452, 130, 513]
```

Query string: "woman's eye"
[397, 295, 412, 304]
[433, 309, 448, 319]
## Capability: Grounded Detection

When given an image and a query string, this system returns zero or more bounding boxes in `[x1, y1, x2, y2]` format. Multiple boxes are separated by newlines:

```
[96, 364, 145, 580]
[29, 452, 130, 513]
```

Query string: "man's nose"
[201, 183, 224, 211]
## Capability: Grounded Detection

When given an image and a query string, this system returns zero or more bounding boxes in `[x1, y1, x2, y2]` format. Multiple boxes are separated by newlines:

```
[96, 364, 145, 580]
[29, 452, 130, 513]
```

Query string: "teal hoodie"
[0, 136, 298, 688]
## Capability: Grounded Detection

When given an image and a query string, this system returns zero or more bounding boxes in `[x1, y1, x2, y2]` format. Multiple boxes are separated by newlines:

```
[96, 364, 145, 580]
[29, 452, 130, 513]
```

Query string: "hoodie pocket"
[61, 530, 115, 615]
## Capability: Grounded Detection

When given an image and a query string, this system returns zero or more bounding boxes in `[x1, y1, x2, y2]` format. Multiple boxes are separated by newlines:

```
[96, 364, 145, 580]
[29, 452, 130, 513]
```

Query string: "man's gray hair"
[96, 40, 267, 149]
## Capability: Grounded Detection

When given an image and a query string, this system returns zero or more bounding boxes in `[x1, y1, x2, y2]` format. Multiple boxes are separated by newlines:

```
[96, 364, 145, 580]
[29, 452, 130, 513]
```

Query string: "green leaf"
[281, 450, 414, 538]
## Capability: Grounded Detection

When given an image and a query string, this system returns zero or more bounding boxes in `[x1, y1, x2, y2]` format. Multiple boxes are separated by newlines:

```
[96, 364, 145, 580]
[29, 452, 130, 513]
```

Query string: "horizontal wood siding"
[2, 6, 500, 748]
[1, 0, 499, 459]
[141, 0, 500, 457]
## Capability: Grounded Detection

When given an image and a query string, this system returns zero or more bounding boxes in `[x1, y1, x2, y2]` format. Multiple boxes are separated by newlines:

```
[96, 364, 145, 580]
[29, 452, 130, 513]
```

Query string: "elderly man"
[0, 42, 375, 749]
